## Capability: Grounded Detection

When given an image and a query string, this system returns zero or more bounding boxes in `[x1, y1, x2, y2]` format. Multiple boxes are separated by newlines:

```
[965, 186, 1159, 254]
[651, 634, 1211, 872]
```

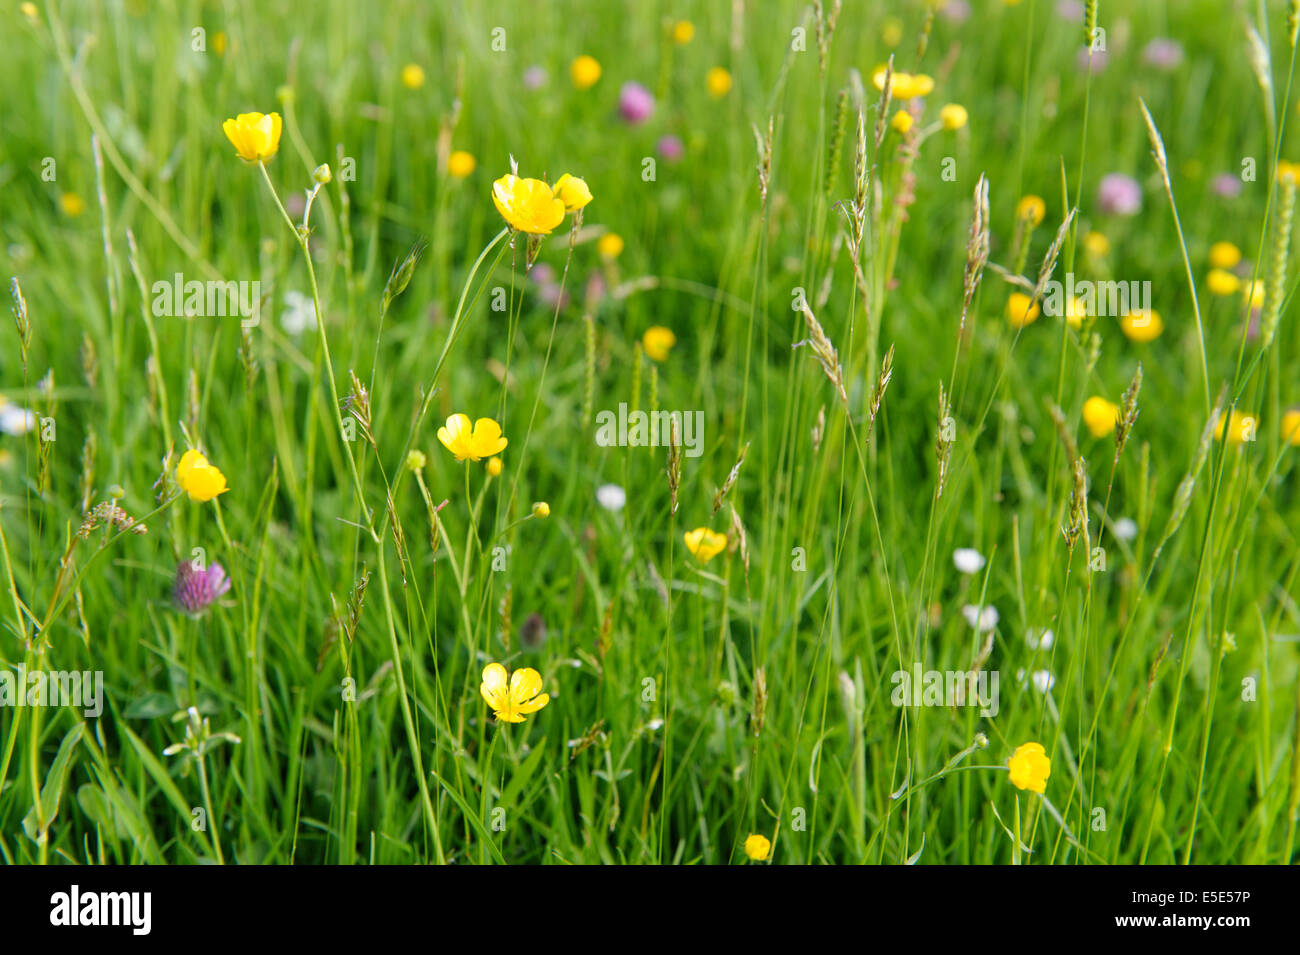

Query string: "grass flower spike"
[437, 414, 508, 462]
[222, 112, 283, 162]
[480, 663, 550, 723]
[176, 449, 229, 502]
[492, 174, 565, 235]
[1008, 742, 1051, 793]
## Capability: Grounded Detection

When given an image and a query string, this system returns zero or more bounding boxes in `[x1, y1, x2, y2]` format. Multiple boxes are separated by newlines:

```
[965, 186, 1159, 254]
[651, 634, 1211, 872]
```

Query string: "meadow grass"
[1, 0, 1299, 865]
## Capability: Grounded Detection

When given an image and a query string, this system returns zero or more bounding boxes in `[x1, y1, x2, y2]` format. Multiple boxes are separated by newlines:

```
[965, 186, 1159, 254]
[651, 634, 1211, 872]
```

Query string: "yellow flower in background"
[59, 193, 87, 217]
[642, 325, 676, 361]
[20, 2, 38, 20]
[706, 66, 732, 98]
[1082, 396, 1120, 438]
[743, 833, 771, 861]
[401, 63, 426, 89]
[1016, 194, 1046, 227]
[532, 501, 550, 519]
[1008, 742, 1051, 794]
[1120, 308, 1163, 342]
[176, 449, 229, 502]
[480, 663, 550, 723]
[571, 54, 602, 90]
[1243, 279, 1266, 310]
[684, 527, 727, 562]
[870, 66, 933, 100]
[1278, 160, 1300, 184]
[437, 413, 508, 462]
[1064, 296, 1087, 328]
[1208, 241, 1241, 269]
[890, 110, 913, 134]
[212, 31, 228, 56]
[1083, 231, 1110, 257]
[1281, 409, 1300, 445]
[1006, 292, 1040, 328]
[222, 111, 282, 162]
[552, 173, 593, 213]
[939, 103, 968, 130]
[1207, 269, 1240, 296]
[486, 456, 503, 477]
[1215, 409, 1257, 444]
[492, 174, 565, 234]
[597, 232, 624, 259]
[448, 150, 476, 178]
[881, 16, 904, 47]
[671, 20, 695, 44]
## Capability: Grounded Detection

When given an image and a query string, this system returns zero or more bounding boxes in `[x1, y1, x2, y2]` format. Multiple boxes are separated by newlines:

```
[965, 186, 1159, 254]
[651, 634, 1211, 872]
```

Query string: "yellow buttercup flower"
[671, 20, 695, 44]
[1208, 241, 1241, 269]
[1082, 396, 1120, 438]
[1215, 409, 1257, 445]
[492, 174, 565, 235]
[1064, 296, 1088, 328]
[1006, 292, 1040, 328]
[486, 456, 503, 477]
[480, 663, 550, 724]
[1281, 409, 1300, 445]
[400, 63, 426, 89]
[642, 326, 676, 362]
[1243, 279, 1266, 310]
[706, 66, 732, 98]
[1008, 741, 1051, 794]
[436, 413, 508, 462]
[1084, 231, 1110, 257]
[1278, 160, 1300, 184]
[1207, 269, 1240, 296]
[552, 173, 593, 213]
[597, 232, 624, 260]
[571, 54, 602, 90]
[1016, 194, 1046, 227]
[59, 193, 86, 217]
[890, 110, 913, 134]
[222, 111, 282, 162]
[743, 833, 771, 861]
[939, 103, 968, 131]
[870, 66, 933, 100]
[532, 501, 550, 519]
[448, 150, 476, 178]
[684, 527, 727, 562]
[1120, 308, 1163, 342]
[176, 449, 229, 502]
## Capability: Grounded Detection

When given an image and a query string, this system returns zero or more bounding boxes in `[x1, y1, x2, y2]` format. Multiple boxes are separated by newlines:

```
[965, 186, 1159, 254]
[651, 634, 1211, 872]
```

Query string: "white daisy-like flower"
[596, 483, 626, 512]
[962, 603, 999, 632]
[1026, 628, 1055, 650]
[1113, 517, 1138, 541]
[953, 548, 986, 574]
[0, 400, 36, 436]
[280, 290, 316, 335]
[1032, 670, 1055, 693]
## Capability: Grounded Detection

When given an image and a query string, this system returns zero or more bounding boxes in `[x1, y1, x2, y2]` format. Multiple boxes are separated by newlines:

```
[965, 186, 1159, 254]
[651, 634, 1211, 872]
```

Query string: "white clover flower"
[953, 547, 986, 574]
[1026, 628, 1054, 650]
[962, 603, 999, 632]
[280, 290, 316, 335]
[1032, 670, 1056, 694]
[1113, 517, 1138, 541]
[0, 400, 36, 436]
[596, 483, 626, 512]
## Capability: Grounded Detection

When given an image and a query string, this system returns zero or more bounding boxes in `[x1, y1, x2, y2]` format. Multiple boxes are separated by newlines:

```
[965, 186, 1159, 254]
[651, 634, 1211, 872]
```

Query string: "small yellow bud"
[486, 456, 503, 477]
[406, 450, 427, 472]
[532, 501, 550, 519]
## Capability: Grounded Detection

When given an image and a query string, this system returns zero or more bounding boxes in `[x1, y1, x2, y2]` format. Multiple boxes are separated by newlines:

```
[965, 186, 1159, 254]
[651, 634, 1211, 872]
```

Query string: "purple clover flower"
[174, 561, 231, 614]
[618, 82, 655, 124]
[1097, 173, 1142, 216]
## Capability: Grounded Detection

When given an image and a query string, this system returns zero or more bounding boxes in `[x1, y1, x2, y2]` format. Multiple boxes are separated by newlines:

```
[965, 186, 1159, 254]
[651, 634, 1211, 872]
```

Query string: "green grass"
[1, 0, 1299, 865]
